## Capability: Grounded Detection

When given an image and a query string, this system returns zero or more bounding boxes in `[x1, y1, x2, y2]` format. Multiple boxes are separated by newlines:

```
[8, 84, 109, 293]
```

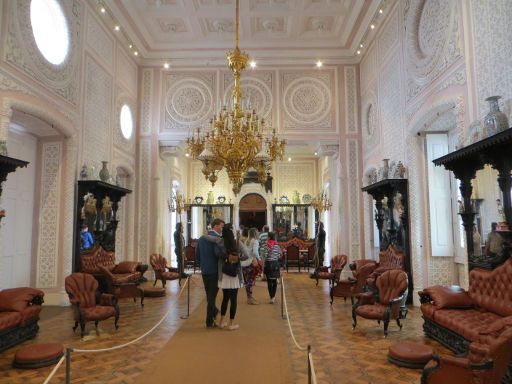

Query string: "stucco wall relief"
[5, 0, 81, 106]
[404, 0, 461, 102]
[164, 74, 215, 131]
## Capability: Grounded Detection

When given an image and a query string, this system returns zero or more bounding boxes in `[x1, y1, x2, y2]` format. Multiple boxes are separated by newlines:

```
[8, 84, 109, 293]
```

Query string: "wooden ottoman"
[388, 342, 433, 369]
[141, 287, 166, 297]
[13, 343, 64, 369]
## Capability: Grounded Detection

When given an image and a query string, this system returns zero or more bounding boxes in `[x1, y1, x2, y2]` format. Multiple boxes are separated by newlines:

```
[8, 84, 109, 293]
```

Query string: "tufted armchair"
[421, 326, 512, 384]
[352, 269, 408, 336]
[330, 262, 377, 305]
[315, 255, 348, 286]
[65, 273, 120, 337]
[349, 259, 378, 275]
[150, 254, 180, 288]
[366, 245, 406, 290]
[98, 265, 143, 307]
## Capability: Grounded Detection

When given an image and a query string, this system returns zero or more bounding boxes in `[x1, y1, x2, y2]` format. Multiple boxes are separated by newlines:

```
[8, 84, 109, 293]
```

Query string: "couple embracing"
[196, 219, 249, 330]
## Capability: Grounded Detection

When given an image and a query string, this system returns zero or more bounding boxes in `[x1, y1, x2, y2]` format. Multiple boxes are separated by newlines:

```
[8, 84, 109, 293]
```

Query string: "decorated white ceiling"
[106, 0, 379, 65]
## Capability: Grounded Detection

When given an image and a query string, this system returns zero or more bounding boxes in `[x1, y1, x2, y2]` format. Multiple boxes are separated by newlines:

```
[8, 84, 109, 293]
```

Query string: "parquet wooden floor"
[0, 273, 451, 383]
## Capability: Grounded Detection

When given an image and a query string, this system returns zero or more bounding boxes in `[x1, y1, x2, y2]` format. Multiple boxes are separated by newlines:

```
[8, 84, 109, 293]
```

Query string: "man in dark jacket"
[196, 218, 225, 328]
[174, 222, 189, 278]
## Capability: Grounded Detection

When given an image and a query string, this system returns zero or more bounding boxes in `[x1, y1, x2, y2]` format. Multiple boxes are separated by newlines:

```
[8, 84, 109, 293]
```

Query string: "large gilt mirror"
[187, 204, 233, 243]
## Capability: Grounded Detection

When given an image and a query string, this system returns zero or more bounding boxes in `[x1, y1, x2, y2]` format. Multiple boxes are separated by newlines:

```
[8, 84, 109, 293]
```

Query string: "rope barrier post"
[307, 345, 312, 384]
[281, 276, 286, 319]
[65, 348, 72, 384]
[180, 276, 190, 319]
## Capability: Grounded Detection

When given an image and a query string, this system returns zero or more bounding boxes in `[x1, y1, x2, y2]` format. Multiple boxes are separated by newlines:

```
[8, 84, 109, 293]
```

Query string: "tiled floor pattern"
[0, 273, 450, 383]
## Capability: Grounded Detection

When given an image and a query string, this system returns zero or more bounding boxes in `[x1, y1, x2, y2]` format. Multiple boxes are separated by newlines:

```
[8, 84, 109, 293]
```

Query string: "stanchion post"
[65, 348, 72, 384]
[281, 277, 285, 320]
[180, 277, 190, 320]
[307, 345, 311, 384]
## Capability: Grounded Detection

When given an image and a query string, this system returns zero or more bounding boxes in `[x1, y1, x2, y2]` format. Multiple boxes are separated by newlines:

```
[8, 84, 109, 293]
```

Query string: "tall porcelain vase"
[484, 96, 509, 137]
[99, 161, 110, 182]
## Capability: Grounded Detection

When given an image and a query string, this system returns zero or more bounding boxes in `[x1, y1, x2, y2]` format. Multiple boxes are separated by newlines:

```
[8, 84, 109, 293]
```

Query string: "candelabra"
[311, 190, 332, 214]
[168, 192, 187, 217]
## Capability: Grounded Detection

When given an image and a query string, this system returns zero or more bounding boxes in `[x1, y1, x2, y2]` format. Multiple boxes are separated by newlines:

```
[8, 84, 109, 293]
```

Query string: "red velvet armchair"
[285, 244, 302, 272]
[65, 273, 120, 337]
[330, 262, 377, 305]
[315, 254, 348, 286]
[150, 254, 180, 288]
[421, 326, 512, 384]
[352, 269, 408, 336]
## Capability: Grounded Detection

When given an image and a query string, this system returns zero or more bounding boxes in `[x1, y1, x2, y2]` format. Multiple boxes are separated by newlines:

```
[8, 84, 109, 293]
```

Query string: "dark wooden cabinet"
[362, 178, 413, 303]
[433, 127, 512, 270]
[0, 155, 29, 224]
[73, 180, 131, 272]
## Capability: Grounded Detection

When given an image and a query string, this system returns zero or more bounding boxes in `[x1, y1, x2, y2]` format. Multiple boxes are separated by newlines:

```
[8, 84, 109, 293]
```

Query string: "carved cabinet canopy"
[433, 128, 512, 270]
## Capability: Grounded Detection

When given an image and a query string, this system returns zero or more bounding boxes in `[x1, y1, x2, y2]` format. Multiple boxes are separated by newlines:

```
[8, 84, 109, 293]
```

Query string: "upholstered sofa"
[418, 258, 512, 355]
[80, 245, 144, 290]
[0, 287, 44, 352]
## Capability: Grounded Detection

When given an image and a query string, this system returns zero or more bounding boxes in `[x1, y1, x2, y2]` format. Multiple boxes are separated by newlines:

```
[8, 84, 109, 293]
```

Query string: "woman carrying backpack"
[261, 232, 282, 304]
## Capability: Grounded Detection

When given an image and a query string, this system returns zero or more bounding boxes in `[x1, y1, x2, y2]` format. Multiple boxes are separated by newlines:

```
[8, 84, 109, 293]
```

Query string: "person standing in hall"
[196, 218, 225, 328]
[174, 222, 189, 278]
[218, 223, 249, 330]
[242, 227, 261, 305]
[261, 232, 282, 303]
[259, 224, 270, 281]
[316, 221, 326, 272]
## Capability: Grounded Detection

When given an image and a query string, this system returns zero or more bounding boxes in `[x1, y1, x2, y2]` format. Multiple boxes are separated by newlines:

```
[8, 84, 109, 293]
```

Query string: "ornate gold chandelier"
[186, 0, 285, 195]
[311, 191, 332, 214]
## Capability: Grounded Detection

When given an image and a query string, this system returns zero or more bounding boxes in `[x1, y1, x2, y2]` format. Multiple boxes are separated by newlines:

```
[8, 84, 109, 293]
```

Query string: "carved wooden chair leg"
[114, 306, 120, 330]
[73, 321, 79, 332]
[315, 276, 319, 286]
[162, 279, 166, 288]
[383, 319, 390, 337]
[351, 309, 357, 330]
[153, 279, 157, 287]
[95, 320, 99, 329]
[350, 296, 354, 305]
[396, 318, 402, 329]
[80, 321, 86, 338]
[330, 289, 334, 306]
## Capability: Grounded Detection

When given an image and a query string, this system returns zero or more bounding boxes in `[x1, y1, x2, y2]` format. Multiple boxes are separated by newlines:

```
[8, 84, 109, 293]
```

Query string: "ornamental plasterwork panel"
[281, 69, 335, 133]
[141, 69, 153, 135]
[137, 139, 151, 264]
[362, 90, 379, 153]
[222, 71, 274, 128]
[114, 90, 136, 154]
[5, 0, 81, 105]
[470, 0, 512, 119]
[379, 55, 403, 161]
[190, 162, 231, 201]
[378, 9, 399, 61]
[360, 44, 377, 93]
[85, 9, 114, 70]
[62, 135, 78, 278]
[347, 139, 361, 259]
[344, 66, 358, 134]
[275, 161, 315, 199]
[164, 72, 215, 131]
[404, 0, 461, 102]
[36, 141, 62, 288]
[116, 47, 138, 96]
[83, 57, 112, 165]
[429, 257, 454, 286]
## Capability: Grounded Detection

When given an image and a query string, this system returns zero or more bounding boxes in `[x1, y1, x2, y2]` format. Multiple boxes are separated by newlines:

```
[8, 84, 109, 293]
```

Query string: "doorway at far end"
[238, 193, 267, 231]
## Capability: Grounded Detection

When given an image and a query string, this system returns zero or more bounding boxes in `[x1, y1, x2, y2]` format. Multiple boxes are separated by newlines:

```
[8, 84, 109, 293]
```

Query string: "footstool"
[141, 287, 166, 297]
[388, 342, 433, 369]
[13, 343, 64, 369]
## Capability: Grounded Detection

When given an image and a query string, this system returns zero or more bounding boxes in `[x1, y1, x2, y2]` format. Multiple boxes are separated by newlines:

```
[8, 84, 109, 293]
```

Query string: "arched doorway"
[239, 193, 267, 230]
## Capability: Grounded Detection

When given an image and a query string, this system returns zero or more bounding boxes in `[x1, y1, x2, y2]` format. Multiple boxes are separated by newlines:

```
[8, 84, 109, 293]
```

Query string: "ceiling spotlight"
[129, 44, 133, 49]
[357, 50, 361, 55]
[250, 61, 256, 68]
[164, 62, 170, 69]
[316, 60, 323, 68]
[360, 43, 363, 48]
[100, 7, 106, 13]
[134, 51, 139, 56]
[379, 9, 383, 14]
[370, 24, 375, 29]
[185, 153, 190, 157]
[114, 25, 120, 31]
[288, 157, 292, 162]
[314, 152, 318, 156]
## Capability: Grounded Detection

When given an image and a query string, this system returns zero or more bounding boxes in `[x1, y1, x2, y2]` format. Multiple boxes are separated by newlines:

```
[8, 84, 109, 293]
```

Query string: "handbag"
[222, 259, 239, 277]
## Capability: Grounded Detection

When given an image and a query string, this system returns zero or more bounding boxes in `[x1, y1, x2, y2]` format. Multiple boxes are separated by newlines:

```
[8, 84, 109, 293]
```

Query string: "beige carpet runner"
[140, 284, 294, 384]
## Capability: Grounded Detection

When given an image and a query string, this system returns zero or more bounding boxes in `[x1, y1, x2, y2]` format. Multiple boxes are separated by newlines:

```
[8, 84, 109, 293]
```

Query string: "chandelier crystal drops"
[186, 0, 285, 195]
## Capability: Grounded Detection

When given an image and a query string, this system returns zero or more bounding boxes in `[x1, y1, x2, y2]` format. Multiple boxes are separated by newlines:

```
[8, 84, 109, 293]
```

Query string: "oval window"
[30, 0, 70, 65]
[120, 105, 134, 139]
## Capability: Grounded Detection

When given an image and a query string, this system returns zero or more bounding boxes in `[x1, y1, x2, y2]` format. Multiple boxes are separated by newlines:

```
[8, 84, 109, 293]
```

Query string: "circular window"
[30, 0, 69, 65]
[120, 105, 134, 139]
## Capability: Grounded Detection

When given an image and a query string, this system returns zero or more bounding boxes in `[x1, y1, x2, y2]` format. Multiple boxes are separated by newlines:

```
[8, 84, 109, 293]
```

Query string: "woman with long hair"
[261, 232, 282, 303]
[218, 223, 248, 330]
[241, 227, 261, 305]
